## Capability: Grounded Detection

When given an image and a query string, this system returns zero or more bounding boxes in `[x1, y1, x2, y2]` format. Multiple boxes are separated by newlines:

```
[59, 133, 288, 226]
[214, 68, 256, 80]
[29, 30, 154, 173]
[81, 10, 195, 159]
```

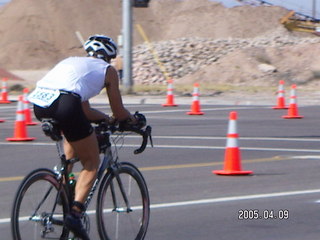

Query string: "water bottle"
[68, 173, 76, 200]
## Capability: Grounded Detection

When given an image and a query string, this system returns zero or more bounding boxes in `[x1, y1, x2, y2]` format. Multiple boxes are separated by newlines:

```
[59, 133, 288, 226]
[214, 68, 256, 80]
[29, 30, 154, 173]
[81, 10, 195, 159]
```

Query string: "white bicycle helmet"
[84, 34, 117, 61]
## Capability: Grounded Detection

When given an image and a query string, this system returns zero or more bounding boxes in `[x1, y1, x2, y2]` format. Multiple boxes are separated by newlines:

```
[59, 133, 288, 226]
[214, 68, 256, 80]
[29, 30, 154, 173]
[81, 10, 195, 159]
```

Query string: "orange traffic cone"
[0, 78, 11, 104]
[162, 79, 178, 107]
[272, 80, 288, 109]
[23, 88, 38, 125]
[213, 111, 253, 176]
[0, 119, 4, 123]
[187, 83, 204, 115]
[282, 84, 303, 119]
[6, 96, 36, 141]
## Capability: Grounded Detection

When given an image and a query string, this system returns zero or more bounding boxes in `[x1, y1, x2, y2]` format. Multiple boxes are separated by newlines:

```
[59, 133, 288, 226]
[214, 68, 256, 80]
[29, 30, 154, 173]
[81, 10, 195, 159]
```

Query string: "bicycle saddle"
[41, 118, 63, 141]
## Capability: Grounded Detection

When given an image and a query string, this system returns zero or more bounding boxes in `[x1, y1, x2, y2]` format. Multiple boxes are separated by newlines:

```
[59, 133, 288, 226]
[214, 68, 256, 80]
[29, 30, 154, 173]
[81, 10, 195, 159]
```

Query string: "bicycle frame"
[12, 117, 152, 240]
[53, 132, 132, 215]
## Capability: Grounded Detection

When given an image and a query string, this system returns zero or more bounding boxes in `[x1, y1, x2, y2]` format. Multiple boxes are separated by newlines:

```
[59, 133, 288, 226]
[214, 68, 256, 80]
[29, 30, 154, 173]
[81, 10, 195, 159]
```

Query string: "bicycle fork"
[110, 166, 133, 213]
[86, 147, 133, 214]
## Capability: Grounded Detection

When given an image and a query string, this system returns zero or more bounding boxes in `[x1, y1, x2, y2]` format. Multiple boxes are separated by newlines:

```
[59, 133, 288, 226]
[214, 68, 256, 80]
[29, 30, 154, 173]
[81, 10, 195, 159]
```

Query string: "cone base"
[282, 115, 303, 119]
[272, 106, 288, 109]
[0, 100, 11, 104]
[187, 111, 204, 115]
[6, 137, 36, 142]
[26, 122, 38, 126]
[0, 119, 5, 122]
[162, 104, 178, 107]
[213, 170, 253, 175]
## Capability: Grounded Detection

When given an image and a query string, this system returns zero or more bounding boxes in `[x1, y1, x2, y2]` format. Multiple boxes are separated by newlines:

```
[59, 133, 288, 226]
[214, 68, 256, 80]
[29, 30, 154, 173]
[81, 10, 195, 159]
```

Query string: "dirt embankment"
[1, 0, 319, 90]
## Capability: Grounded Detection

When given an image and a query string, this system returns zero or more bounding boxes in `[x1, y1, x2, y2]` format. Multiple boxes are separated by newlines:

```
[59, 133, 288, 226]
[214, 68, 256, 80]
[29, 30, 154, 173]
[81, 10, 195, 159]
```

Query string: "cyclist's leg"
[63, 133, 99, 240]
[63, 140, 76, 173]
[48, 94, 98, 239]
[67, 132, 99, 204]
[39, 94, 99, 205]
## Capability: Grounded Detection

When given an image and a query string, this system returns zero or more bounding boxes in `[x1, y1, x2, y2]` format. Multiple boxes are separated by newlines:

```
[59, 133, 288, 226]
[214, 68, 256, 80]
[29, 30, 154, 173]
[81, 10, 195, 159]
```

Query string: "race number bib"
[28, 87, 60, 108]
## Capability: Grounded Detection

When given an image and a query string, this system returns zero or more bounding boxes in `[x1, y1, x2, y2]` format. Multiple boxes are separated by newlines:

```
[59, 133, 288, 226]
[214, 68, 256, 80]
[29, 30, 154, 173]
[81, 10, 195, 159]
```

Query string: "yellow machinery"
[280, 10, 320, 34]
[235, 0, 320, 35]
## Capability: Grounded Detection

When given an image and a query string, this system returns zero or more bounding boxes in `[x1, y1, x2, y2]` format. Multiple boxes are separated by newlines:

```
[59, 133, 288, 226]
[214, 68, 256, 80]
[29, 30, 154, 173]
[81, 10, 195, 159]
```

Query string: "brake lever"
[134, 125, 152, 154]
[147, 126, 153, 147]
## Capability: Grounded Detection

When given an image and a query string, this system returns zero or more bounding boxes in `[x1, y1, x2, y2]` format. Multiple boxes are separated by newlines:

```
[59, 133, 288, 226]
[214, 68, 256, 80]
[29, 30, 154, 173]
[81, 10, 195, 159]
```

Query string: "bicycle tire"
[11, 168, 70, 240]
[96, 162, 150, 240]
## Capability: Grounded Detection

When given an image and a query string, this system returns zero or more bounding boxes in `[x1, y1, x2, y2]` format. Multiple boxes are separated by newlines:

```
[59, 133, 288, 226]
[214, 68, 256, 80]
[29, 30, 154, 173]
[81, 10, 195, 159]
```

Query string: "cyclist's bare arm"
[81, 101, 109, 122]
[105, 66, 135, 122]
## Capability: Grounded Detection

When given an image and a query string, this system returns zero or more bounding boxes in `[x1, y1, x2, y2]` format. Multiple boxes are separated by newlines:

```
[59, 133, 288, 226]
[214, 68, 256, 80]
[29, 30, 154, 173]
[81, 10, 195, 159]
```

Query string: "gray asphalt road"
[1, 102, 320, 239]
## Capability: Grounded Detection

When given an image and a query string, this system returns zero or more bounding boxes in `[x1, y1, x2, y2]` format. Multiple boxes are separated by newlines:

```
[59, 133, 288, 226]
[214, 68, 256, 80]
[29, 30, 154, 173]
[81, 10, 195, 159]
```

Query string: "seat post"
[41, 118, 65, 160]
[56, 139, 66, 161]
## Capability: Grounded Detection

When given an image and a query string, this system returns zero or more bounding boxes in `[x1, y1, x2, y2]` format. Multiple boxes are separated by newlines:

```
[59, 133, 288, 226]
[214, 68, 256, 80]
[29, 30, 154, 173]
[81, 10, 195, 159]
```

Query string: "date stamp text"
[238, 209, 289, 220]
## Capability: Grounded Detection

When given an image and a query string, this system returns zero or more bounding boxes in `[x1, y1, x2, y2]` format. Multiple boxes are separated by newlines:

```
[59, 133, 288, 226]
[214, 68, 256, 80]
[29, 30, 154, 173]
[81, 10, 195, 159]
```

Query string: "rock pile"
[132, 27, 320, 85]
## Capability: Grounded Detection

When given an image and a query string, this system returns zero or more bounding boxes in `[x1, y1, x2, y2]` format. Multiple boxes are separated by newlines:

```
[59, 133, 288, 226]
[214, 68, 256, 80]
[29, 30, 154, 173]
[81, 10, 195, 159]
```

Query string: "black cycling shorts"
[33, 92, 93, 142]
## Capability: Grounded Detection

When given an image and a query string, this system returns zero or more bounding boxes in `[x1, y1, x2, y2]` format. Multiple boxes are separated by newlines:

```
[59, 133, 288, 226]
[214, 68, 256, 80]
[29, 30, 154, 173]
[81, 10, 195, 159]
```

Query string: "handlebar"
[132, 125, 153, 154]
[93, 121, 153, 154]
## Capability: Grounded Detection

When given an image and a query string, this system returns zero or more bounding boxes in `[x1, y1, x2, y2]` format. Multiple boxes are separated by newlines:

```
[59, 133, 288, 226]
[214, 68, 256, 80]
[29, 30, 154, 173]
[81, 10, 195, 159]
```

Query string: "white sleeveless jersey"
[36, 57, 109, 101]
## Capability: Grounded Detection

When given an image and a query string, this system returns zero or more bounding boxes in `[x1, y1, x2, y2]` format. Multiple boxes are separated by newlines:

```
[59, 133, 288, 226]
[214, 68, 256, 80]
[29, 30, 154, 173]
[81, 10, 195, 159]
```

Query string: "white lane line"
[138, 106, 269, 114]
[1, 135, 319, 143]
[0, 135, 319, 144]
[150, 189, 320, 209]
[93, 106, 268, 113]
[0, 218, 10, 224]
[1, 141, 320, 153]
[0, 106, 17, 110]
[126, 144, 320, 153]
[293, 155, 320, 159]
[2, 188, 320, 224]
[134, 136, 320, 142]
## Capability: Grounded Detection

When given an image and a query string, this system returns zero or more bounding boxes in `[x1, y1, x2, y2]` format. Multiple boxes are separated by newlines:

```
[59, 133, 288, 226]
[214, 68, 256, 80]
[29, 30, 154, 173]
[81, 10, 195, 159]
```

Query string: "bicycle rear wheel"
[11, 168, 69, 240]
[96, 162, 150, 240]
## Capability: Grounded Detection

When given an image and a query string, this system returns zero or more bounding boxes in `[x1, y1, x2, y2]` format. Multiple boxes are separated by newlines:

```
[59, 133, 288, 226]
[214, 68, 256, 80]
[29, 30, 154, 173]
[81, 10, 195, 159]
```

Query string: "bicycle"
[11, 113, 153, 240]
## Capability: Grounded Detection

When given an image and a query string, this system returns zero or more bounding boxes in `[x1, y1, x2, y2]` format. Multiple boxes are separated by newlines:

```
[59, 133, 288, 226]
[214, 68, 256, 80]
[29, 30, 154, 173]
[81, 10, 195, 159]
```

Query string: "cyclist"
[28, 34, 138, 240]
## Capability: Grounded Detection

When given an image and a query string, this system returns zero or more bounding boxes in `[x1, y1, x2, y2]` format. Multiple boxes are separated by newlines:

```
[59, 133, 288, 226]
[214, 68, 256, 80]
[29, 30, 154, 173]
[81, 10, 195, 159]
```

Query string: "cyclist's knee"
[69, 132, 100, 170]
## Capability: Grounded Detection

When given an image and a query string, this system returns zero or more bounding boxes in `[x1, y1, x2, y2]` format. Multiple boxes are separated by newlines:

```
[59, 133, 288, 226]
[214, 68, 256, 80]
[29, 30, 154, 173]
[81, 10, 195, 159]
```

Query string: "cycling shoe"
[65, 212, 90, 240]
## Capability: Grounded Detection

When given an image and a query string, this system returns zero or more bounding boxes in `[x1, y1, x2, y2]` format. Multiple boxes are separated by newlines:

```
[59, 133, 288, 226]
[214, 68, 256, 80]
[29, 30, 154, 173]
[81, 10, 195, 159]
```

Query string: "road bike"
[11, 114, 153, 240]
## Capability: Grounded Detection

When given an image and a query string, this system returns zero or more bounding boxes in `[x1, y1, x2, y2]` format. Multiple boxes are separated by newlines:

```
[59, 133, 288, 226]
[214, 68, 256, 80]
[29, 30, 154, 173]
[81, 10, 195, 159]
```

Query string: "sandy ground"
[2, 0, 320, 98]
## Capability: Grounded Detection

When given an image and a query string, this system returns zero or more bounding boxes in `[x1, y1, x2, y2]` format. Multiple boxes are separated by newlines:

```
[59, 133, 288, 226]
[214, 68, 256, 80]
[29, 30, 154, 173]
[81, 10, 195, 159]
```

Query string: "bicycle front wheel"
[11, 168, 69, 240]
[96, 162, 150, 240]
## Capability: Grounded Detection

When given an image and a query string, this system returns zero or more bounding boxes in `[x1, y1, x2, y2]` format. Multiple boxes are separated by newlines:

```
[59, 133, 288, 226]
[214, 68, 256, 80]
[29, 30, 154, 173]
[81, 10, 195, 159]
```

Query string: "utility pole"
[122, 0, 133, 94]
[121, 0, 150, 94]
[312, 0, 317, 19]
